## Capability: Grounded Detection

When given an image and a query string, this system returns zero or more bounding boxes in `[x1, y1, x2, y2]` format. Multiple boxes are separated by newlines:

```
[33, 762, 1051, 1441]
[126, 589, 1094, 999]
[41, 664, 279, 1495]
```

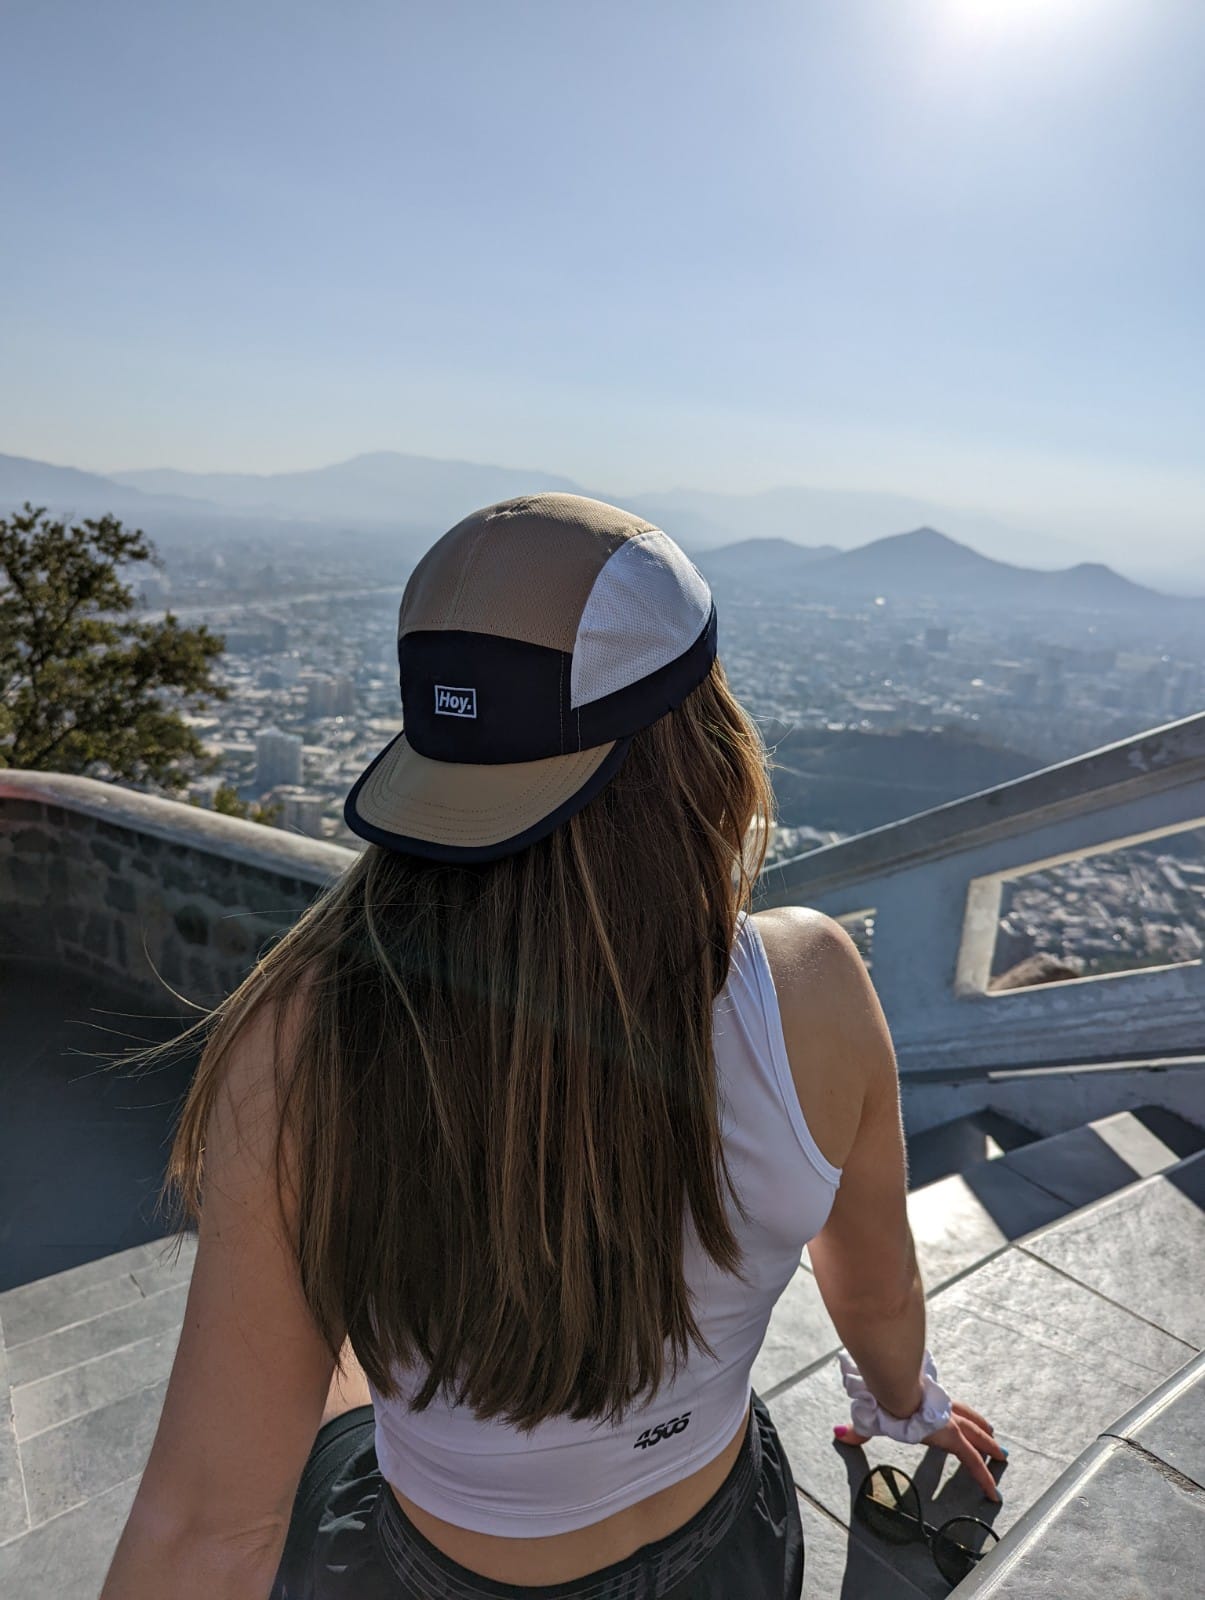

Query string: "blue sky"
[2, 0, 1202, 573]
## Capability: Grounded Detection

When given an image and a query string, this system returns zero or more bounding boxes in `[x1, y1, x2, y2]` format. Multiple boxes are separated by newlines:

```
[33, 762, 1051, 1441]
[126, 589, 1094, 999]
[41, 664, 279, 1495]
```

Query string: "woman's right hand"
[835, 1399, 1007, 1501]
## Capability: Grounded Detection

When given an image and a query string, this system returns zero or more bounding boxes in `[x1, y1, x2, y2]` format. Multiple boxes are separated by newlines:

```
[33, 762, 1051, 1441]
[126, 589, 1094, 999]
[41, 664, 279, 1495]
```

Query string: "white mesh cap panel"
[570, 530, 713, 709]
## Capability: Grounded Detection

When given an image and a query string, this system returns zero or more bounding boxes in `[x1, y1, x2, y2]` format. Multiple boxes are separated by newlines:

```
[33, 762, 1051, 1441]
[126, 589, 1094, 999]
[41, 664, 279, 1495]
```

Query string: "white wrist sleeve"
[838, 1348, 953, 1444]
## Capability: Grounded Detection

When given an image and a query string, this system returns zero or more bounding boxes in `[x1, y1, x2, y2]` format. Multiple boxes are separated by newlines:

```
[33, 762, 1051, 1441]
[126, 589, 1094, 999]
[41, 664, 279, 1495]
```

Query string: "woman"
[102, 494, 1003, 1600]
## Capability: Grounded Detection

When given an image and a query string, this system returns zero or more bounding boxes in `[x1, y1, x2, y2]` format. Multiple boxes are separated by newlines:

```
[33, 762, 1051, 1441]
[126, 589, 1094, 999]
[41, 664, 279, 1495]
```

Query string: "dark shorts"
[272, 1391, 803, 1599]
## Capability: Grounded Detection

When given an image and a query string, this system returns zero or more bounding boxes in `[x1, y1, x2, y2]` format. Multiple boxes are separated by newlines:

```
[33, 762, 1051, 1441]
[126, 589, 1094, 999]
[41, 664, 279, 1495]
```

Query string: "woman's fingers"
[951, 1434, 1003, 1501]
[960, 1418, 1008, 1462]
[952, 1400, 995, 1436]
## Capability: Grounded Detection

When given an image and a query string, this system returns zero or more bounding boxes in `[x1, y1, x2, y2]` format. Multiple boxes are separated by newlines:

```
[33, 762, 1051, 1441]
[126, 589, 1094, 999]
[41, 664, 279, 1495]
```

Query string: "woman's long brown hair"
[163, 660, 774, 1430]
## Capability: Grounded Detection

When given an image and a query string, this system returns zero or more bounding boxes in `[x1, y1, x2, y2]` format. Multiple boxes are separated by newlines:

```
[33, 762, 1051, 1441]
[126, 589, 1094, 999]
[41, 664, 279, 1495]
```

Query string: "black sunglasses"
[855, 1464, 1000, 1587]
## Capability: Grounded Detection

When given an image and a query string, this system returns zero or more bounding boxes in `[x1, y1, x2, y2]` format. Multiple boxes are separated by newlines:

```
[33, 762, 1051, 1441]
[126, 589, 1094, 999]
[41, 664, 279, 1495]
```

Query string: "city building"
[254, 726, 304, 791]
[270, 785, 327, 838]
[305, 673, 356, 719]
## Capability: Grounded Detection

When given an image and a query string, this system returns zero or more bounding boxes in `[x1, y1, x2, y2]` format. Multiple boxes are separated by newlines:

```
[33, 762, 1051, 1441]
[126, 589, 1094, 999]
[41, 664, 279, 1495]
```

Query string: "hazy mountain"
[3, 450, 1194, 604]
[628, 484, 1085, 569]
[726, 526, 1192, 614]
[0, 452, 219, 519]
[695, 537, 840, 583]
[113, 451, 584, 529]
[108, 451, 1079, 570]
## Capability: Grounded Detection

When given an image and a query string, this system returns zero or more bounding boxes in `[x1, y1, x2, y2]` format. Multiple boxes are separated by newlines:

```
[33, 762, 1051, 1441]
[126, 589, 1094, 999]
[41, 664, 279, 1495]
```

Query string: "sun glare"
[949, 0, 1099, 34]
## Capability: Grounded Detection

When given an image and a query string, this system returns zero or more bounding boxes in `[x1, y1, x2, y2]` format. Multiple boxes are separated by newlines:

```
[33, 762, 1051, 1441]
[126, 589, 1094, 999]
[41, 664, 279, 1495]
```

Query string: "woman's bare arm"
[759, 908, 926, 1414]
[757, 908, 1004, 1497]
[100, 998, 338, 1599]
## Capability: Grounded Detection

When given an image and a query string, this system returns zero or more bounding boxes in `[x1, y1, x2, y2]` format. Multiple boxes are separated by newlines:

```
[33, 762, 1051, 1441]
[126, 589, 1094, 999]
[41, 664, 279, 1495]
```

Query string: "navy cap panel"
[400, 631, 574, 764]
[399, 605, 717, 766]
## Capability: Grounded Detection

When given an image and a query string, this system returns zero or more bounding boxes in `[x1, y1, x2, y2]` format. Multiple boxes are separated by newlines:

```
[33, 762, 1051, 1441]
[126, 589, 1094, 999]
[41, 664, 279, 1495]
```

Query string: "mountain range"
[1, 448, 1073, 560]
[2, 448, 1198, 615]
[693, 527, 1183, 614]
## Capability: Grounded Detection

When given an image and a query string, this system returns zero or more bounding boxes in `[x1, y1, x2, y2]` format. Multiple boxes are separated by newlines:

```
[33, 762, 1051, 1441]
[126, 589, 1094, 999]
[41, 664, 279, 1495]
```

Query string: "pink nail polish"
[833, 1424, 847, 1436]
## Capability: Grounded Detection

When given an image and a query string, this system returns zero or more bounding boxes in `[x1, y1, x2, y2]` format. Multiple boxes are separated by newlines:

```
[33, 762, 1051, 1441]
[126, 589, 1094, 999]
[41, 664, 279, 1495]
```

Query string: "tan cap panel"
[399, 494, 656, 653]
[354, 733, 617, 848]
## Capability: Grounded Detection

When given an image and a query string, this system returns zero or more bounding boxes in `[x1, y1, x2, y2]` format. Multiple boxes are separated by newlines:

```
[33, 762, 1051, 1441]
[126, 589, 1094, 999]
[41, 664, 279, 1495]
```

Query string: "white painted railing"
[760, 711, 1205, 1076]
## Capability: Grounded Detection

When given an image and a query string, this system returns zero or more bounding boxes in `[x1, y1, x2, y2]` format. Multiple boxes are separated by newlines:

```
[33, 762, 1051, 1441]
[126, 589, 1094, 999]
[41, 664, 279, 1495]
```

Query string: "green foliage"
[210, 781, 282, 827]
[211, 780, 250, 817]
[0, 503, 227, 788]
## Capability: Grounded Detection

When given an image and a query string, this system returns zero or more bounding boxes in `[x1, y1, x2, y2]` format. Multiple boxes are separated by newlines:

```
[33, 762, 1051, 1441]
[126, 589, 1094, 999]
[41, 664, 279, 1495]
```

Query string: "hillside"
[2, 451, 1195, 607]
[694, 536, 840, 582]
[628, 483, 1079, 568]
[767, 725, 1039, 834]
[0, 453, 216, 519]
[729, 526, 1191, 615]
[113, 451, 584, 527]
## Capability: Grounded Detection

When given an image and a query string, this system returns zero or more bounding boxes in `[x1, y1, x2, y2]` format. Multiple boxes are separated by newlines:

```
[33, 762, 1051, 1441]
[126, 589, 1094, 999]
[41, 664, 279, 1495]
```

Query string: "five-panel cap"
[344, 493, 717, 861]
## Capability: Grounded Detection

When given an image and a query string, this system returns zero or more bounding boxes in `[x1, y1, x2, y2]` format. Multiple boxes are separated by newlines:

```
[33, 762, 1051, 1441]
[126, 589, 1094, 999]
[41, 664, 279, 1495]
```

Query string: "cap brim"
[344, 731, 630, 862]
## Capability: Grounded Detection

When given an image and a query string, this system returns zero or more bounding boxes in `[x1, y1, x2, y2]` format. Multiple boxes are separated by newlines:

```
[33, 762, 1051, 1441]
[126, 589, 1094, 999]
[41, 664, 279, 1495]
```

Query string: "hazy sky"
[2, 0, 1202, 570]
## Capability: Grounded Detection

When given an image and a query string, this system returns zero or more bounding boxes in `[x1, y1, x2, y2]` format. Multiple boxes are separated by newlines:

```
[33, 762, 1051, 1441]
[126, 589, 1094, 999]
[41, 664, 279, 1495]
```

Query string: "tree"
[0, 503, 227, 787]
[208, 782, 281, 827]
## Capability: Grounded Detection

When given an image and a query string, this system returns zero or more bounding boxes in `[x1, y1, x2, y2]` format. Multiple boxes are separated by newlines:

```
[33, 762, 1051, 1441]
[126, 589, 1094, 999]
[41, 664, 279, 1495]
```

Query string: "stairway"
[0, 1111, 1202, 1597]
[753, 1108, 1205, 1596]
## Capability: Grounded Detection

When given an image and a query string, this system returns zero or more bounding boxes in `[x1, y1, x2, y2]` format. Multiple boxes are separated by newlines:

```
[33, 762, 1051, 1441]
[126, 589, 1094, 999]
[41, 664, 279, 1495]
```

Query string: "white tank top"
[369, 913, 842, 1536]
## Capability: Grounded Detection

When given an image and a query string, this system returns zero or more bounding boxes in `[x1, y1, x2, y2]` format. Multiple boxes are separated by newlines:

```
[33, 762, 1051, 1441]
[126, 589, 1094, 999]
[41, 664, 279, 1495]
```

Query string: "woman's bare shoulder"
[751, 907, 893, 1168]
[752, 906, 870, 1022]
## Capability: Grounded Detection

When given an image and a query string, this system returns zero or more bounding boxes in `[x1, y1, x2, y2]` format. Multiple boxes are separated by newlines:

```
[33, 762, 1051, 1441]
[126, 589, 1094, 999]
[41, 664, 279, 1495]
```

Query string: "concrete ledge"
[756, 713, 1205, 1078]
[761, 708, 1205, 898]
[0, 771, 357, 1004]
[902, 1059, 1205, 1142]
[0, 770, 354, 884]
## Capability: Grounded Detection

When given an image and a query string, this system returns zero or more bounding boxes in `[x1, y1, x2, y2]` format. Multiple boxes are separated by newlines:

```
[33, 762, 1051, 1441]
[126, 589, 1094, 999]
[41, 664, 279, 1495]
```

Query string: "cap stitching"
[445, 522, 489, 630]
[558, 656, 565, 756]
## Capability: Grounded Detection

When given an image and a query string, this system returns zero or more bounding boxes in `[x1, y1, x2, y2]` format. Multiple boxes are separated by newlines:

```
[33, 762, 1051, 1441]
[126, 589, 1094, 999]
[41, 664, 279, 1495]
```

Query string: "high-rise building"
[271, 786, 327, 838]
[255, 726, 303, 791]
[306, 674, 356, 718]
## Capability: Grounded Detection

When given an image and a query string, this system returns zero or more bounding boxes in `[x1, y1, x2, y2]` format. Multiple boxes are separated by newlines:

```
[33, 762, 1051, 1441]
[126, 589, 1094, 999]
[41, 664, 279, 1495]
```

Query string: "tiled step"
[903, 1105, 1203, 1294]
[904, 1109, 1038, 1191]
[769, 1149, 1205, 1598]
[0, 1236, 196, 1563]
[759, 1110, 1205, 1408]
[0, 1236, 196, 1352]
[1001, 1105, 1205, 1208]
[1019, 1147, 1205, 1349]
[0, 1476, 141, 1600]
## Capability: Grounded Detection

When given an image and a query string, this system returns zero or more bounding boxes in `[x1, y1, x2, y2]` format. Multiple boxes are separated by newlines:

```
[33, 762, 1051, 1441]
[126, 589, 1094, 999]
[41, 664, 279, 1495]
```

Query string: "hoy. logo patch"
[434, 685, 477, 718]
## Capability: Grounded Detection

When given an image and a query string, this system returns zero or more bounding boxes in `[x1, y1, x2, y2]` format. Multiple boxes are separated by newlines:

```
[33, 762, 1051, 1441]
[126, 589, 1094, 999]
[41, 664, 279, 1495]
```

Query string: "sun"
[949, 0, 1095, 27]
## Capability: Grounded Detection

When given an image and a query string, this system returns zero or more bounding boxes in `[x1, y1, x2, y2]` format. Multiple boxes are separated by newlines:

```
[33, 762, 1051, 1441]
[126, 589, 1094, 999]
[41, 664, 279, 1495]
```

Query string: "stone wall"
[0, 772, 356, 1008]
